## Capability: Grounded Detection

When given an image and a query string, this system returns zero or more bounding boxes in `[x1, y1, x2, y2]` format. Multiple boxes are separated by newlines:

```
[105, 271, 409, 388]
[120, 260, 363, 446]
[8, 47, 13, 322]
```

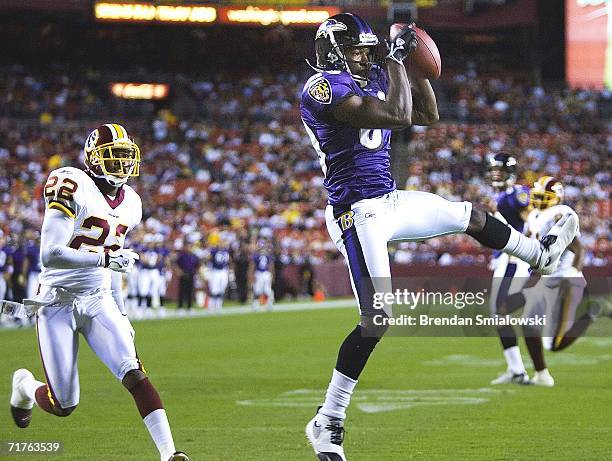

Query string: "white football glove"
[103, 249, 139, 273]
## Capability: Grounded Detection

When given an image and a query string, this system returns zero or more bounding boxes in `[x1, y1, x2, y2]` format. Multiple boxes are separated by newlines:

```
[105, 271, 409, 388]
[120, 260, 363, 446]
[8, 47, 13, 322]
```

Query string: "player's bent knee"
[122, 369, 147, 390]
[360, 316, 388, 339]
[54, 405, 77, 417]
[466, 208, 486, 234]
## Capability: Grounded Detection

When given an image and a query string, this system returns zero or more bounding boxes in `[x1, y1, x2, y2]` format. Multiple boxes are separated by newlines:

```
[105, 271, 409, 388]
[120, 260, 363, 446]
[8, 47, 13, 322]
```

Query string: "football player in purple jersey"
[301, 13, 578, 460]
[0, 231, 13, 306]
[251, 242, 274, 311]
[208, 241, 231, 312]
[487, 154, 533, 385]
[23, 230, 42, 300]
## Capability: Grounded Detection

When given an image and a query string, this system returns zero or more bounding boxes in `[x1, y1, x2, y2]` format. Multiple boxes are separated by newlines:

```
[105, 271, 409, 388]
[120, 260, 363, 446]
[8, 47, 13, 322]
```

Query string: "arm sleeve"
[111, 271, 126, 314]
[40, 209, 103, 269]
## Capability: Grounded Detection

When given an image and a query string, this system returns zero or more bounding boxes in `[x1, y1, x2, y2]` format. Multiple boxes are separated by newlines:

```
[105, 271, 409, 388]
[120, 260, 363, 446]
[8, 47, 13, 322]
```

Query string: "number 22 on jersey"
[69, 217, 128, 253]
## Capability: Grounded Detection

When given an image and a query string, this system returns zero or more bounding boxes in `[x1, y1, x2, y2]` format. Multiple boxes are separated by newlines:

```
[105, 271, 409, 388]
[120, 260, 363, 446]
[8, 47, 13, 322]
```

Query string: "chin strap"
[86, 168, 127, 188]
[305, 58, 369, 88]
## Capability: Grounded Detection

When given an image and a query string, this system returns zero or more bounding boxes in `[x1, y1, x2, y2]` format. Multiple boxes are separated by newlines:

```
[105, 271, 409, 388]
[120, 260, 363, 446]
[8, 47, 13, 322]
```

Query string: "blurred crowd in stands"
[0, 63, 609, 303]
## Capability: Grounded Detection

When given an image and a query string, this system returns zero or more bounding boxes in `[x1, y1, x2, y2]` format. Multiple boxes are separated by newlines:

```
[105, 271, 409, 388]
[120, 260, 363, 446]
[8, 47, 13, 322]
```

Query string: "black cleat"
[10, 369, 35, 428]
[10, 405, 32, 428]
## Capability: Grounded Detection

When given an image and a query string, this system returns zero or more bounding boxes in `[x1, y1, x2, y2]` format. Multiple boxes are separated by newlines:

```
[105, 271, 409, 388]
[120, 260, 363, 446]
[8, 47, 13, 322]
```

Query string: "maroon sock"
[524, 336, 547, 371]
[35, 385, 57, 415]
[128, 378, 164, 418]
[551, 313, 594, 351]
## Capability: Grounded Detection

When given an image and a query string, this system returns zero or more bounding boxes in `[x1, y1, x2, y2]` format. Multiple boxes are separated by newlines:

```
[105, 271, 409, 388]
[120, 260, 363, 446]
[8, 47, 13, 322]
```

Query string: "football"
[391, 23, 442, 80]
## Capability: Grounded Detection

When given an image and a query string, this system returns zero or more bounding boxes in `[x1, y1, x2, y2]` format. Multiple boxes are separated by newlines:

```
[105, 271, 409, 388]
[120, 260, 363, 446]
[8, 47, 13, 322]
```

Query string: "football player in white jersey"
[520, 177, 600, 386]
[8, 124, 189, 461]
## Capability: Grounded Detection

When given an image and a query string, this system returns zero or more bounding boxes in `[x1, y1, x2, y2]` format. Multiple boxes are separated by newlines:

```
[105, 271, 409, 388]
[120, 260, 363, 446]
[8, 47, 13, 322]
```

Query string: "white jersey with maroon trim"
[525, 204, 580, 278]
[40, 167, 142, 292]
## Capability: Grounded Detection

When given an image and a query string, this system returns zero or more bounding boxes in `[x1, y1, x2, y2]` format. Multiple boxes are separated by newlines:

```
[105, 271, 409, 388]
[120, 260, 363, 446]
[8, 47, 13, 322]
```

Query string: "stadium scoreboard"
[94, 1, 339, 26]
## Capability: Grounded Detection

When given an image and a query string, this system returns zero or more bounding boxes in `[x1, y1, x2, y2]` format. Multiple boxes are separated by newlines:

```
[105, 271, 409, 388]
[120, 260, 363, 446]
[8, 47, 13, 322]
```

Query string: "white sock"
[535, 368, 551, 378]
[24, 378, 45, 403]
[503, 227, 541, 267]
[143, 409, 176, 461]
[319, 369, 358, 420]
[503, 346, 526, 375]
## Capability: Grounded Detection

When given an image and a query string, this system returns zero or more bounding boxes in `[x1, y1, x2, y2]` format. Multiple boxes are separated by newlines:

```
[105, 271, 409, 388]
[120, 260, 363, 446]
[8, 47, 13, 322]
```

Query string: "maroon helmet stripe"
[98, 125, 115, 144]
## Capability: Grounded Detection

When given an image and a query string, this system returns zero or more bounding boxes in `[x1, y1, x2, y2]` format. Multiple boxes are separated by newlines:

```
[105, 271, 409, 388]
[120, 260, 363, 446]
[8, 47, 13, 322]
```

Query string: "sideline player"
[8, 124, 189, 461]
[486, 154, 533, 385]
[0, 231, 11, 301]
[300, 14, 578, 460]
[207, 239, 231, 312]
[139, 238, 162, 311]
[0, 231, 13, 325]
[519, 177, 600, 386]
[23, 230, 42, 300]
[251, 242, 274, 311]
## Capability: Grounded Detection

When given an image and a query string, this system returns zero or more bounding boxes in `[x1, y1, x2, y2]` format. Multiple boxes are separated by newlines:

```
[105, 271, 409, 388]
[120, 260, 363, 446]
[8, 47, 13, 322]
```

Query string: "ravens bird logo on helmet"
[310, 13, 380, 87]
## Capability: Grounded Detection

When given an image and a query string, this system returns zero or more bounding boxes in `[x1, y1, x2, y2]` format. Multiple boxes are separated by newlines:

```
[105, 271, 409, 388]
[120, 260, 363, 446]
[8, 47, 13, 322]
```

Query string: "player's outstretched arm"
[40, 208, 105, 269]
[333, 25, 418, 130]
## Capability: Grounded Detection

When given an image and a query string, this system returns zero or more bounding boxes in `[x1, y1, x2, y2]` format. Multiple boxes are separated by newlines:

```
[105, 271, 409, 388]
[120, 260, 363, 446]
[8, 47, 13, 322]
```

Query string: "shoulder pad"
[514, 187, 530, 207]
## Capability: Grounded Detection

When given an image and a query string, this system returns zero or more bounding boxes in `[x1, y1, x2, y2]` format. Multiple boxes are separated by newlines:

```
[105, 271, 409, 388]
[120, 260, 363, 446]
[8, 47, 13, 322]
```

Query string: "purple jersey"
[496, 185, 530, 232]
[253, 253, 271, 272]
[156, 247, 169, 270]
[141, 248, 161, 269]
[301, 67, 395, 206]
[25, 241, 41, 273]
[11, 246, 25, 274]
[177, 251, 199, 275]
[210, 248, 230, 270]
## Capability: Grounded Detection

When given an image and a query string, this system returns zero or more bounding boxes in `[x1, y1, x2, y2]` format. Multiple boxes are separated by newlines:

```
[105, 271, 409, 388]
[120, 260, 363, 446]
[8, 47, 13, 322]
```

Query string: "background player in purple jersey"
[23, 230, 42, 300]
[486, 154, 534, 385]
[10, 236, 26, 304]
[155, 241, 171, 309]
[251, 241, 274, 311]
[207, 240, 231, 312]
[139, 240, 162, 310]
[0, 230, 12, 307]
[301, 13, 578, 461]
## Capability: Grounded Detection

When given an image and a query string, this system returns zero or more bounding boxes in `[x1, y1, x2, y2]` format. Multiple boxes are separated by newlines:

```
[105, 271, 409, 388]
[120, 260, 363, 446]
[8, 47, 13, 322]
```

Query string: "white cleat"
[306, 410, 347, 461]
[490, 370, 532, 385]
[534, 213, 579, 275]
[10, 369, 35, 428]
[532, 369, 555, 387]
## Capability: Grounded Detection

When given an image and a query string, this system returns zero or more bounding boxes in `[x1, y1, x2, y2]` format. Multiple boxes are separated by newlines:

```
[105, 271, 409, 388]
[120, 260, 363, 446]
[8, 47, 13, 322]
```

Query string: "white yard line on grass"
[0, 298, 357, 329]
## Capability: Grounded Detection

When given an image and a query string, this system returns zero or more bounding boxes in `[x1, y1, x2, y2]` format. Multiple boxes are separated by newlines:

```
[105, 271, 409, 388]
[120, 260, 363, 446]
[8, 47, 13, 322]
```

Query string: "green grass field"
[1, 303, 611, 460]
